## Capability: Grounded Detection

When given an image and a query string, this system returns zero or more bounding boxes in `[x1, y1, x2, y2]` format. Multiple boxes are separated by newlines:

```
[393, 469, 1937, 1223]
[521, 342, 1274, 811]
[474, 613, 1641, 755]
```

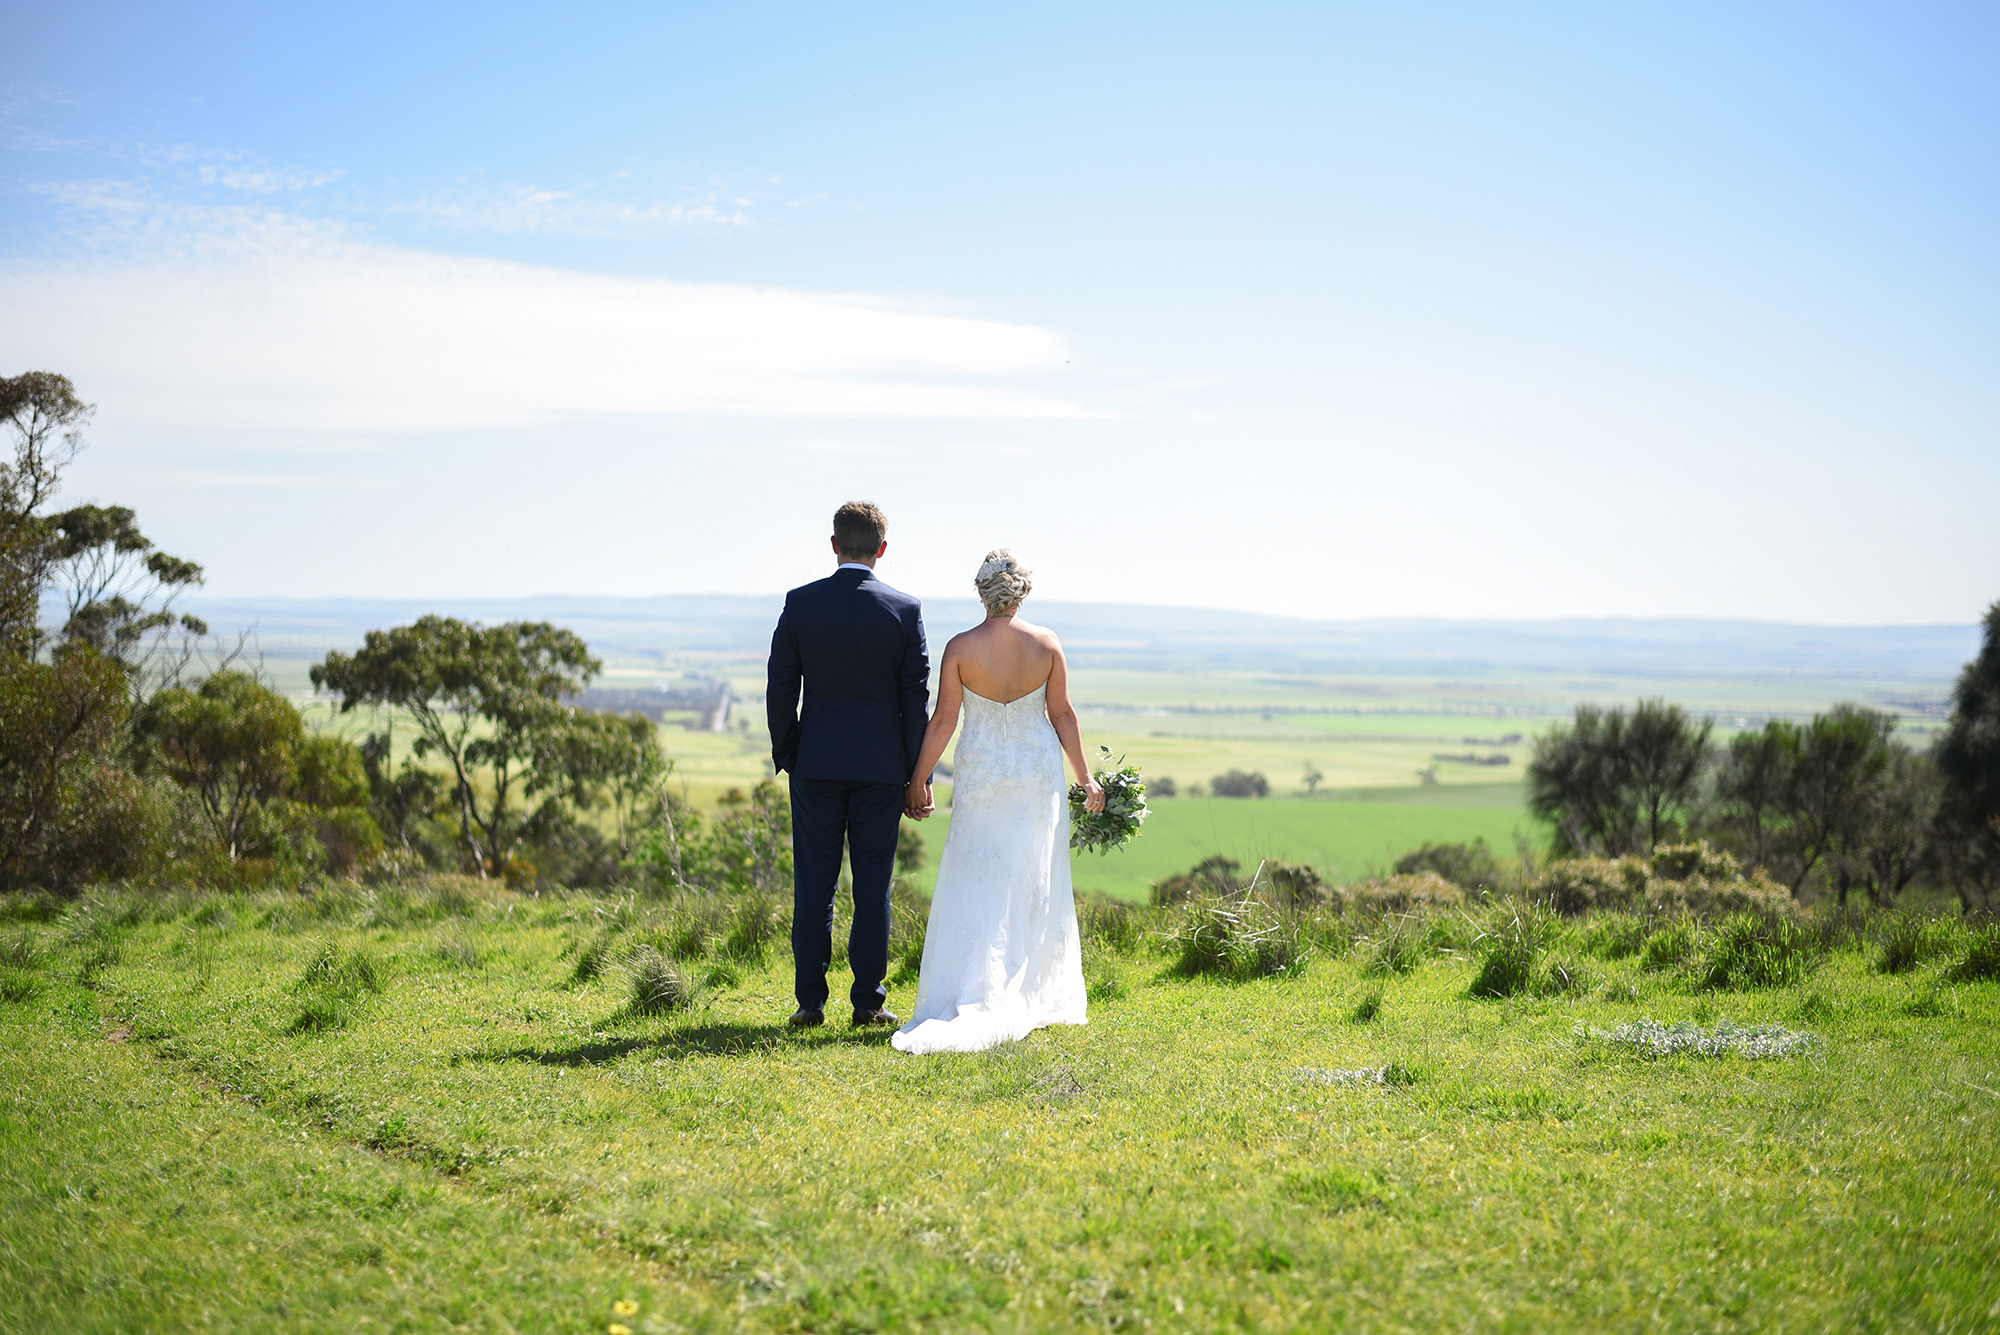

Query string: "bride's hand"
[1083, 778, 1105, 813]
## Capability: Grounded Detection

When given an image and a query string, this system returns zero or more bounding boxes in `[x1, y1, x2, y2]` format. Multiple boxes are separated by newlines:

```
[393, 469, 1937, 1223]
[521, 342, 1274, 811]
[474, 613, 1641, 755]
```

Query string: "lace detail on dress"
[951, 684, 1063, 792]
[890, 681, 1087, 1054]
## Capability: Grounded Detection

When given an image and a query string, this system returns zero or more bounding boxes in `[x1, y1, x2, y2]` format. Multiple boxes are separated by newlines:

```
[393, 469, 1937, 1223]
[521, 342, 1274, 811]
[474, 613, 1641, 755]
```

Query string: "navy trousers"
[789, 777, 903, 1014]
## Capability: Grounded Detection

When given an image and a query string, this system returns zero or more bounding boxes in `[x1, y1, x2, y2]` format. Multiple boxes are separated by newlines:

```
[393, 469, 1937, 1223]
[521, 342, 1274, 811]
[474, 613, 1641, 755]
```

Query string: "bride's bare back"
[952, 615, 1058, 703]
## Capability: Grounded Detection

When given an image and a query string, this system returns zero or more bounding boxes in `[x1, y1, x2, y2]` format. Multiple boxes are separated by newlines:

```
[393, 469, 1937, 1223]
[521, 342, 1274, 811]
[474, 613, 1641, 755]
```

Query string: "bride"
[891, 550, 1104, 1055]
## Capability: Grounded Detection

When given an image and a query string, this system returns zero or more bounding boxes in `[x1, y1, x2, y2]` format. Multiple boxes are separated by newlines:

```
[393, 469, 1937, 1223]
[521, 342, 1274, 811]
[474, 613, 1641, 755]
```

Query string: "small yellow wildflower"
[608, 1325, 632, 1335]
[612, 1301, 639, 1316]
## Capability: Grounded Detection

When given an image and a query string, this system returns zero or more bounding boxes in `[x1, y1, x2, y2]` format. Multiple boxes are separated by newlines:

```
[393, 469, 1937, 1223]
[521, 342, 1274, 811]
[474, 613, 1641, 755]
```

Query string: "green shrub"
[187, 899, 235, 930]
[0, 934, 39, 970]
[1646, 871, 1796, 921]
[0, 892, 63, 923]
[1260, 860, 1330, 911]
[1150, 855, 1241, 907]
[296, 941, 385, 996]
[1650, 842, 1742, 882]
[363, 880, 481, 930]
[1209, 769, 1269, 799]
[1539, 857, 1649, 916]
[1394, 839, 1502, 892]
[1694, 913, 1820, 991]
[1946, 924, 2000, 982]
[1341, 872, 1466, 918]
[664, 903, 724, 961]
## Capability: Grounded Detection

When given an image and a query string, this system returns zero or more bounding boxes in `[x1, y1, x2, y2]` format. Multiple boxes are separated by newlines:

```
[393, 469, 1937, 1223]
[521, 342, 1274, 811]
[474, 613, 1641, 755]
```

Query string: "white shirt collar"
[837, 562, 875, 573]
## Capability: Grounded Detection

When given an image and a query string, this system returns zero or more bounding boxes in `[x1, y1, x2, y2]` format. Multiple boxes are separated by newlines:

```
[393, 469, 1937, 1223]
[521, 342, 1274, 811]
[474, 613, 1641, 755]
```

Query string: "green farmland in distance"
[902, 784, 1537, 902]
[245, 599, 1970, 887]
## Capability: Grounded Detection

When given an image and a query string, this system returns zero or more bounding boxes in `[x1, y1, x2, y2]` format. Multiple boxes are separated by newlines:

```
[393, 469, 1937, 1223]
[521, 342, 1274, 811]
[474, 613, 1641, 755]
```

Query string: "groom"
[767, 501, 931, 1028]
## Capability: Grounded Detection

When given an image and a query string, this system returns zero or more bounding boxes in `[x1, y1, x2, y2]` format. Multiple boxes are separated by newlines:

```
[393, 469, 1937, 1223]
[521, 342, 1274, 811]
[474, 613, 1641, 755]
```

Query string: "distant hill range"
[179, 594, 1979, 685]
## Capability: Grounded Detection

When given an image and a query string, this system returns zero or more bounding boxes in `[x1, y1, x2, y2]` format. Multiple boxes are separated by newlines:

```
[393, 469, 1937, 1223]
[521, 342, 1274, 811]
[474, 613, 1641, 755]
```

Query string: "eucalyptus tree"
[1708, 722, 1798, 876]
[1936, 600, 2000, 910]
[311, 617, 602, 876]
[1530, 699, 1714, 856]
[1778, 704, 1896, 900]
[0, 372, 91, 656]
[528, 708, 670, 858]
[0, 644, 130, 884]
[1845, 744, 1943, 907]
[1, 372, 205, 676]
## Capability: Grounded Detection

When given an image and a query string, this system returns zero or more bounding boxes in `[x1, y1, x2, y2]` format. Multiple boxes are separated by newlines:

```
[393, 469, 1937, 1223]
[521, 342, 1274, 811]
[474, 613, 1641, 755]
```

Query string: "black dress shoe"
[851, 1007, 900, 1028]
[788, 1008, 825, 1028]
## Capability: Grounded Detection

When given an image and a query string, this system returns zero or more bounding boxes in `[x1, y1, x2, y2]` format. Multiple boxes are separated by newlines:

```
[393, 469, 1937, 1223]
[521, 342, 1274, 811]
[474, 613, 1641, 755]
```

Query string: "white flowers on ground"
[1291, 1066, 1389, 1086]
[1585, 1018, 1819, 1059]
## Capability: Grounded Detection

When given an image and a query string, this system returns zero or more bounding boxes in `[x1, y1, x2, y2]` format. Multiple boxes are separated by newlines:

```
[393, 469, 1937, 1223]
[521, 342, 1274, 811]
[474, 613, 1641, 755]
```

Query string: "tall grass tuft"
[1539, 954, 1595, 997]
[1947, 923, 2000, 982]
[1576, 913, 1649, 961]
[1694, 913, 1820, 990]
[624, 945, 693, 1015]
[1876, 913, 1965, 975]
[1362, 917, 1429, 977]
[289, 941, 386, 1032]
[1469, 904, 1558, 999]
[0, 936, 40, 1004]
[1078, 895, 1144, 955]
[722, 895, 786, 962]
[566, 930, 615, 986]
[435, 931, 483, 969]
[0, 935, 40, 971]
[1640, 921, 1699, 973]
[1167, 893, 1308, 981]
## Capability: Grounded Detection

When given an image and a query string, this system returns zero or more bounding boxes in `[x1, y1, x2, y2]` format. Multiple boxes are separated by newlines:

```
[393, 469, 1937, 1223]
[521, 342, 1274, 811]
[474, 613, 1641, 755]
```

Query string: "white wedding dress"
[891, 682, 1088, 1054]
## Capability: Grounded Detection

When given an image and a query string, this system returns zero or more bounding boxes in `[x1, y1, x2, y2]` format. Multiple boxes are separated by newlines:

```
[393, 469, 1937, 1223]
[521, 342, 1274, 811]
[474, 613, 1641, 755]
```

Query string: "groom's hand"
[905, 781, 935, 820]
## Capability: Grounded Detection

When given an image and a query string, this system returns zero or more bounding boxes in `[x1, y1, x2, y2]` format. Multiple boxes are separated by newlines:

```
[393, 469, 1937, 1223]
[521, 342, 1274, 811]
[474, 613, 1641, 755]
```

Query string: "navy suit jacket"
[767, 568, 931, 785]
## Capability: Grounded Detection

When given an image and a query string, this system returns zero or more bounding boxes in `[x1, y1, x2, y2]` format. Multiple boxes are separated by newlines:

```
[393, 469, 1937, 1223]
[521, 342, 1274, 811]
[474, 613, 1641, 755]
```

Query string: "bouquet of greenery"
[1070, 746, 1149, 854]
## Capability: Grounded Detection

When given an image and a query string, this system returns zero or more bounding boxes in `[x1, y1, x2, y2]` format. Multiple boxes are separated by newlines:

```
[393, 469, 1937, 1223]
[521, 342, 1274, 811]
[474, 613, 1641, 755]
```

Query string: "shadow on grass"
[469, 1019, 896, 1067]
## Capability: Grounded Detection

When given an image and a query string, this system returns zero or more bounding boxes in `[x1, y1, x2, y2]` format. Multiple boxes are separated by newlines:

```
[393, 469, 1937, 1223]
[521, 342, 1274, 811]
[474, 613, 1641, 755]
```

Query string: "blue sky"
[3, 2, 1995, 624]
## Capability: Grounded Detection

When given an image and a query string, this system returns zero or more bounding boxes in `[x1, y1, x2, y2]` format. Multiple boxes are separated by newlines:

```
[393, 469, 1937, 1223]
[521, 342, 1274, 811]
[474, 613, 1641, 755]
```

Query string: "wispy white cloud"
[408, 180, 762, 235]
[0, 190, 1089, 431]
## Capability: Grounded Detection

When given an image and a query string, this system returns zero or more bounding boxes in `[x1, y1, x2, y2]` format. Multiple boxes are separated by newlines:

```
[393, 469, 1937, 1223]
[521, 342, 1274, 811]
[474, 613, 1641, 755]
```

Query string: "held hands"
[1083, 777, 1106, 813]
[905, 780, 936, 820]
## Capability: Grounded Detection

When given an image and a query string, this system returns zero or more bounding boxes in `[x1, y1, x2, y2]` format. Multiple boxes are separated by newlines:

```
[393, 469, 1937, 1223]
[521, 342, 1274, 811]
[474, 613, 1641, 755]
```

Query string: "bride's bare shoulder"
[1012, 617, 1062, 650]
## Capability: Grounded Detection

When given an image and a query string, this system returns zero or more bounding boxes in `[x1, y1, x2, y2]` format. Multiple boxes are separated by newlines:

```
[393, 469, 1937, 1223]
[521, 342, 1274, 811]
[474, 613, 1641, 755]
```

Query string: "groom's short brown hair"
[832, 501, 888, 559]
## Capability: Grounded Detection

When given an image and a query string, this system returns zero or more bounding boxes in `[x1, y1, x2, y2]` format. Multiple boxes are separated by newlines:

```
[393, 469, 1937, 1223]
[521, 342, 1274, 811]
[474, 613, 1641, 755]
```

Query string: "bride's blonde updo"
[974, 549, 1032, 614]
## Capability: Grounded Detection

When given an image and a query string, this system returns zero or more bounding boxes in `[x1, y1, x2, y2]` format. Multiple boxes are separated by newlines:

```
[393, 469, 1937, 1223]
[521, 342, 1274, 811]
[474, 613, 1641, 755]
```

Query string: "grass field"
[4, 883, 1996, 1333]
[906, 785, 1538, 902]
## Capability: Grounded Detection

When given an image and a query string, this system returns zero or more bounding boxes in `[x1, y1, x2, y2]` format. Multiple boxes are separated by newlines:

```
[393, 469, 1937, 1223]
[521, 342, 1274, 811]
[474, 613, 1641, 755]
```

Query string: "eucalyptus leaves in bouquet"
[1071, 746, 1149, 854]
